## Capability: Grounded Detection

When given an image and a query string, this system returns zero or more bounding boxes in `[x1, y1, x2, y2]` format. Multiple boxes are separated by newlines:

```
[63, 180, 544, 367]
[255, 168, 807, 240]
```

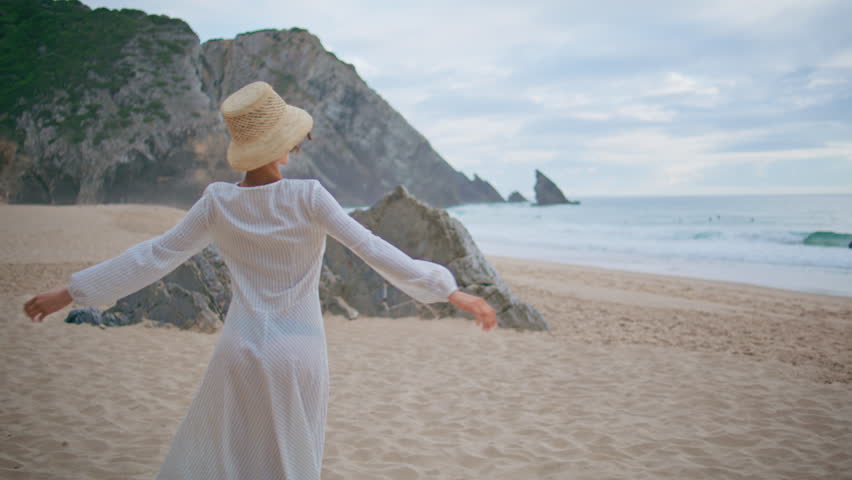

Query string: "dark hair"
[289, 131, 313, 153]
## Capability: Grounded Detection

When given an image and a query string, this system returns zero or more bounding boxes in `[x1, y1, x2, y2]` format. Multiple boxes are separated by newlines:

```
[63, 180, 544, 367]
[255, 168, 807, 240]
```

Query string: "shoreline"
[485, 253, 852, 302]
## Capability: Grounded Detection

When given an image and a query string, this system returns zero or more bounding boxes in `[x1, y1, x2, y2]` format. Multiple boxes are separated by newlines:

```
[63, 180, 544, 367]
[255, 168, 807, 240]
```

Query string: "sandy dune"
[1, 203, 850, 479]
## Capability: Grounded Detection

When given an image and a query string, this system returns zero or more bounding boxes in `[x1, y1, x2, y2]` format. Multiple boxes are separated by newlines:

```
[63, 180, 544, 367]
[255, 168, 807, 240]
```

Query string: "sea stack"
[533, 169, 579, 206]
[507, 191, 527, 202]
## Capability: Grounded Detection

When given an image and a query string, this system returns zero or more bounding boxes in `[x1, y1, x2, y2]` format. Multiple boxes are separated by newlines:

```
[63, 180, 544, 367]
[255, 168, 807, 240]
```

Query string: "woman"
[22, 80, 496, 479]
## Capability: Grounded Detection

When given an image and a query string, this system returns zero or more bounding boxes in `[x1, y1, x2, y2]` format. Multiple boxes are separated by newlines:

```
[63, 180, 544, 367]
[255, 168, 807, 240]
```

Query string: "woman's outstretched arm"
[310, 180, 496, 330]
[24, 186, 214, 322]
[67, 187, 214, 307]
[310, 180, 458, 304]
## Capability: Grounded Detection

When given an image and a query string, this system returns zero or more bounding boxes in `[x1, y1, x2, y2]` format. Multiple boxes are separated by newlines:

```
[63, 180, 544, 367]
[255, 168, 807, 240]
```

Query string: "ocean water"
[441, 194, 852, 297]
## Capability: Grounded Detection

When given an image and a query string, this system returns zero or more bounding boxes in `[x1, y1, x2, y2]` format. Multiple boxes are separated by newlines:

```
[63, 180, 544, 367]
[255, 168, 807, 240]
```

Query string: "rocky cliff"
[201, 30, 506, 207]
[0, 1, 503, 208]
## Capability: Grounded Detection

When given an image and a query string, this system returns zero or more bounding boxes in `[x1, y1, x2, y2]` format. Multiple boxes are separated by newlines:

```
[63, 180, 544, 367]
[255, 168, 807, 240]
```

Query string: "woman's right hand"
[24, 287, 73, 323]
[448, 290, 497, 331]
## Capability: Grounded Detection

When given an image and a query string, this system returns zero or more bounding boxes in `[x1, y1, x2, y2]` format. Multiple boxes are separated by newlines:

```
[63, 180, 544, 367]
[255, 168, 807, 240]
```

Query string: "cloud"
[822, 48, 852, 68]
[646, 73, 722, 103]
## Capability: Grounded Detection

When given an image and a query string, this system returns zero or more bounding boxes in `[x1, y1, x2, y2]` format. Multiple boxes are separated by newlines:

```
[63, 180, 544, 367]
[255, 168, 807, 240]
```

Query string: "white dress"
[67, 178, 459, 480]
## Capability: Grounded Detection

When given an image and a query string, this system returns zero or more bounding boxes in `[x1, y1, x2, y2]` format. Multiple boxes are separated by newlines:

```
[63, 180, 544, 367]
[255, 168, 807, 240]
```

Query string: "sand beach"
[1, 203, 850, 479]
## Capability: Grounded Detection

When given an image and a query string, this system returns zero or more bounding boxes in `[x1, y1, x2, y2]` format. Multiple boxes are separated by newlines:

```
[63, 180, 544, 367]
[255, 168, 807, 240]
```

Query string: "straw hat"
[220, 81, 313, 171]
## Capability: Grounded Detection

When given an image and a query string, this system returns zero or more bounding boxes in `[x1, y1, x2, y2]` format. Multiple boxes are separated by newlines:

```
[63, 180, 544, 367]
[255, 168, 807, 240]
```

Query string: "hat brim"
[227, 105, 314, 172]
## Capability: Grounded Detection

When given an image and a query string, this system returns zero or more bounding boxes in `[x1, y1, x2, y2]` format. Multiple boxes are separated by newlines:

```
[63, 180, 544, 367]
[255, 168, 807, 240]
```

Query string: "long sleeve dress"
[66, 178, 459, 480]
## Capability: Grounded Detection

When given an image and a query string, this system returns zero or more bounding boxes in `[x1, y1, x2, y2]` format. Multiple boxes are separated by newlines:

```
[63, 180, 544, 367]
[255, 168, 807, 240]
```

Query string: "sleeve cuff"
[67, 277, 89, 306]
[429, 263, 459, 303]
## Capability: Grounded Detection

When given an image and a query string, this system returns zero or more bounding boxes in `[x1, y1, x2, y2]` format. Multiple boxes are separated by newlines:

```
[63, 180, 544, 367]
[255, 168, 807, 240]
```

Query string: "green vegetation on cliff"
[0, 0, 191, 142]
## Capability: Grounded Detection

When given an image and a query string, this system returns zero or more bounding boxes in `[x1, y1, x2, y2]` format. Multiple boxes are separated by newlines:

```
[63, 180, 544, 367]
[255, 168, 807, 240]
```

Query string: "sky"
[85, 0, 852, 199]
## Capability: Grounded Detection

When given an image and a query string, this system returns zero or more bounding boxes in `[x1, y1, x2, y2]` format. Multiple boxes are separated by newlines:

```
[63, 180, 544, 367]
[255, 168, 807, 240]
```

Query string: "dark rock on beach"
[507, 191, 527, 202]
[65, 307, 136, 329]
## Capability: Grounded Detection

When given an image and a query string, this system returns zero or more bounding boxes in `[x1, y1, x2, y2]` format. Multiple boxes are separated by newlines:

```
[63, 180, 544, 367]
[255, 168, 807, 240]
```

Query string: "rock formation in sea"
[468, 173, 505, 203]
[507, 190, 527, 202]
[1, 1, 501, 209]
[534, 169, 579, 206]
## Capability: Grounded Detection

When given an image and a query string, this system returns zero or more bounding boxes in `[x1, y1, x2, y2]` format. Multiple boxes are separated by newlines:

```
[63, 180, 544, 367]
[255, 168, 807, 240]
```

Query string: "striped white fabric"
[67, 178, 459, 479]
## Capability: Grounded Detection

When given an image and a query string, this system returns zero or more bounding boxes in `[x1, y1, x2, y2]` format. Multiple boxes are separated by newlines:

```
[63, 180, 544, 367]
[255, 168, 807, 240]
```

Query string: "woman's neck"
[239, 172, 283, 187]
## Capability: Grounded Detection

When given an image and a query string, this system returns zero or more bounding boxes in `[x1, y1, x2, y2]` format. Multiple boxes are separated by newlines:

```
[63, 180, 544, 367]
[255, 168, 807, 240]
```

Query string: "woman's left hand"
[23, 288, 73, 323]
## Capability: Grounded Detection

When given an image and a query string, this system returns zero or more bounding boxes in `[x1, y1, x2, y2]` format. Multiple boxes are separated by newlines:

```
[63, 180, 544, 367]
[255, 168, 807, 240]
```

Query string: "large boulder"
[533, 169, 579, 206]
[319, 264, 360, 320]
[507, 190, 527, 202]
[321, 185, 550, 331]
